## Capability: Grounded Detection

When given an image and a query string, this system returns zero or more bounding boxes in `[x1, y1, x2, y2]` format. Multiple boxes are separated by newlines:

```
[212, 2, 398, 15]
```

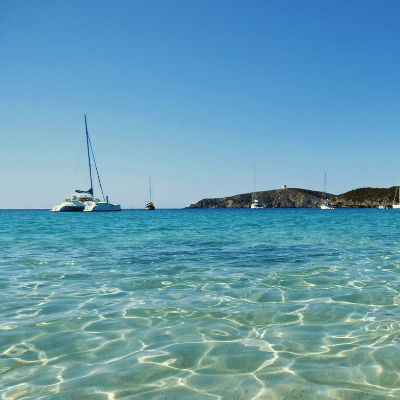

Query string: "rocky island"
[188, 186, 399, 209]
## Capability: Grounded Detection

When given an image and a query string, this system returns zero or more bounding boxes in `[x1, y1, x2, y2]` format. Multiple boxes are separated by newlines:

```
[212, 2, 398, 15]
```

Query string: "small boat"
[250, 164, 264, 209]
[251, 199, 264, 209]
[144, 176, 155, 210]
[144, 202, 155, 211]
[52, 115, 121, 212]
[378, 205, 388, 209]
[320, 172, 334, 209]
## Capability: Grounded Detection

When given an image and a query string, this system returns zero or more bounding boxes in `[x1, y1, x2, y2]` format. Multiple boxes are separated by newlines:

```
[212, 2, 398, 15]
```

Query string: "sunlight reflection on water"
[1, 209, 400, 399]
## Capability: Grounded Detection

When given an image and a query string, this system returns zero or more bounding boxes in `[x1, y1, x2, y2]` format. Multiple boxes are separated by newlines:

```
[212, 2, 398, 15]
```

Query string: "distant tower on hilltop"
[282, 185, 287, 189]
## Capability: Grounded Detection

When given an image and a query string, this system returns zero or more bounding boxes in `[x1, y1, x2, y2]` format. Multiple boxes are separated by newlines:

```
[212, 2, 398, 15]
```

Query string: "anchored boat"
[51, 115, 121, 212]
[144, 176, 155, 210]
[250, 164, 264, 209]
[320, 172, 334, 209]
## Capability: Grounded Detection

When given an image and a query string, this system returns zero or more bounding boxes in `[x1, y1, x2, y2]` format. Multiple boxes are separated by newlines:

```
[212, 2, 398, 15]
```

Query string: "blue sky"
[1, 0, 399, 209]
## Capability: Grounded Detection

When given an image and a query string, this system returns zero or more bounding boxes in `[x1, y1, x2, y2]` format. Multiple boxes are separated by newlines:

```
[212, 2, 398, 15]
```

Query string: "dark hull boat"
[144, 177, 155, 210]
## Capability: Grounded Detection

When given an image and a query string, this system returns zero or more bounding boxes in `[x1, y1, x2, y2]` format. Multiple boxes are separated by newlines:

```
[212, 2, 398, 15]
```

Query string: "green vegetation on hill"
[189, 186, 399, 208]
[330, 187, 397, 208]
[189, 188, 329, 208]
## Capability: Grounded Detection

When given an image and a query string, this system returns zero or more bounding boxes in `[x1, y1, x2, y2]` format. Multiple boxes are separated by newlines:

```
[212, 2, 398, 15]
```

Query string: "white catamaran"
[51, 115, 121, 212]
[251, 164, 264, 209]
[320, 172, 334, 209]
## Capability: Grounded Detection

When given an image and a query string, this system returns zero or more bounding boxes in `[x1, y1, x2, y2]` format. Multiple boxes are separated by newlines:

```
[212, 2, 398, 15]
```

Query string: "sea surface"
[1, 208, 400, 400]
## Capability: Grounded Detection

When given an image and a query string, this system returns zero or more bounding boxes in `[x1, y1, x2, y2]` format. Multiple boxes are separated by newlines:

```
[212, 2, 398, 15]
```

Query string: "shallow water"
[1, 208, 400, 399]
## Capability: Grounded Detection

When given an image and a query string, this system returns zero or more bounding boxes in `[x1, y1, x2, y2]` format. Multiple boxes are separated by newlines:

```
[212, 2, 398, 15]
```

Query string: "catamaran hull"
[84, 202, 121, 212]
[51, 205, 85, 212]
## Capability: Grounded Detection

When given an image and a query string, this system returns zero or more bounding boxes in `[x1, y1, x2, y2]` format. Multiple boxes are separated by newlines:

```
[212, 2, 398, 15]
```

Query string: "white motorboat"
[52, 115, 121, 212]
[320, 172, 334, 209]
[250, 164, 264, 209]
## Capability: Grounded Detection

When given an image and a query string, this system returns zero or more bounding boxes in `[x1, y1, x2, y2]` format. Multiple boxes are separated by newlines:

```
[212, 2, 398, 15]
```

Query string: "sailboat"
[51, 115, 121, 212]
[250, 164, 264, 209]
[393, 186, 400, 208]
[144, 176, 155, 210]
[320, 172, 334, 209]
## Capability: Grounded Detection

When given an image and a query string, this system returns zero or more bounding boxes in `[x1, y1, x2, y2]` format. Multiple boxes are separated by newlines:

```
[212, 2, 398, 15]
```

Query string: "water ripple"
[2, 209, 400, 399]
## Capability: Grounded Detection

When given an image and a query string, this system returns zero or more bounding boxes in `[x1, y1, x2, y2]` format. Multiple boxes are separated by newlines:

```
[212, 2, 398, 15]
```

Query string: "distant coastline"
[188, 186, 398, 209]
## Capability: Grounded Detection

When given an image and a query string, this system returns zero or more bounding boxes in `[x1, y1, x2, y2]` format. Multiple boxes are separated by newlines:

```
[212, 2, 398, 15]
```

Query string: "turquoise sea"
[1, 208, 400, 399]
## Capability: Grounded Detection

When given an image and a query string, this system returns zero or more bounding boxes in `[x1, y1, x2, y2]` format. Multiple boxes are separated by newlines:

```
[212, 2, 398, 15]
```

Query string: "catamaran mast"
[84, 115, 93, 193]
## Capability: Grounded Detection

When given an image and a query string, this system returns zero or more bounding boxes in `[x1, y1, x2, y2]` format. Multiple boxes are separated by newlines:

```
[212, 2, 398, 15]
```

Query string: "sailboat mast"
[393, 186, 399, 205]
[149, 176, 152, 202]
[253, 163, 256, 202]
[323, 172, 327, 202]
[84, 115, 93, 192]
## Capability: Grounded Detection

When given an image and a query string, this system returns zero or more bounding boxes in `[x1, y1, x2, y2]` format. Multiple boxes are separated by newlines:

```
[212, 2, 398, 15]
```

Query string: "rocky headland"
[188, 186, 398, 209]
[329, 187, 397, 208]
[189, 188, 330, 208]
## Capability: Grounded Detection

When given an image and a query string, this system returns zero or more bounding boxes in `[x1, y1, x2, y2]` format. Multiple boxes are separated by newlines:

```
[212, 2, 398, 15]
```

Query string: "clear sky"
[1, 0, 399, 209]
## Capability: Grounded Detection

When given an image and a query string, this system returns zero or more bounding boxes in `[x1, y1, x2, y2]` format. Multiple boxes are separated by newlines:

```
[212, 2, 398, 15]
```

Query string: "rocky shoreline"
[188, 186, 399, 209]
